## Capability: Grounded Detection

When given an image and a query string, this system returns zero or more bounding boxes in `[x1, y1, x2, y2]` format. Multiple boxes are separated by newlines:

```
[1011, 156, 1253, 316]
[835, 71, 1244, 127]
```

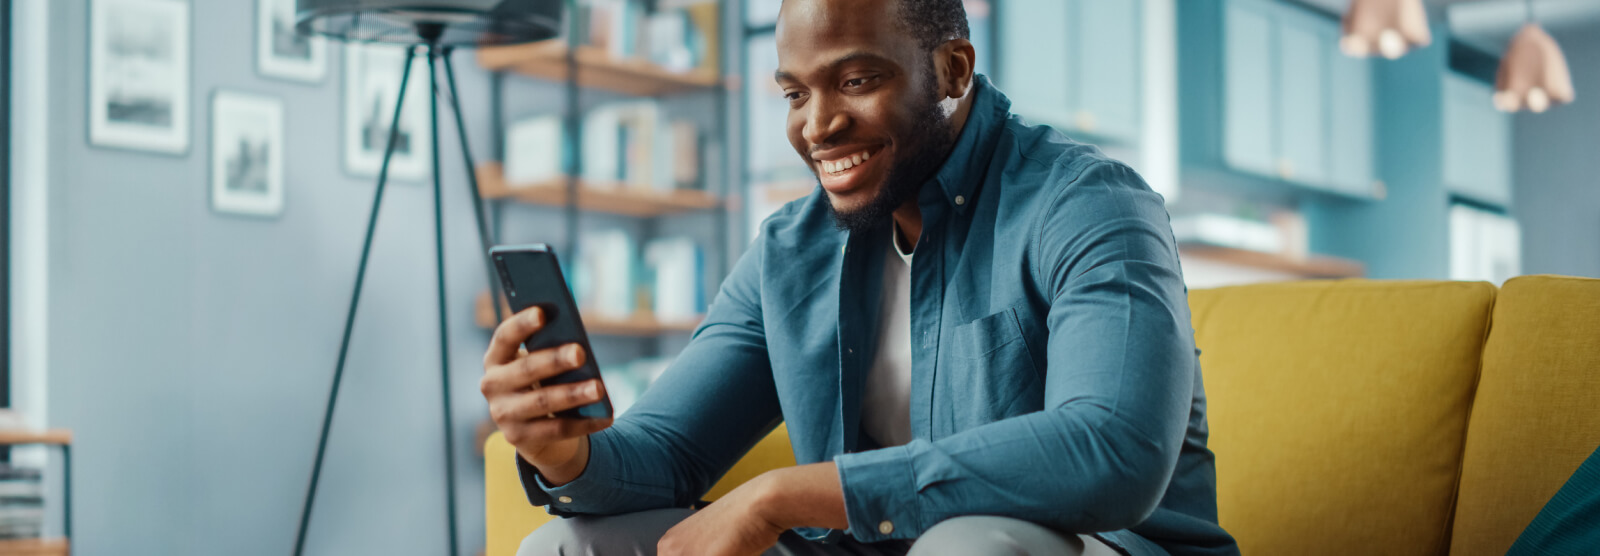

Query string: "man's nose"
[802, 95, 849, 147]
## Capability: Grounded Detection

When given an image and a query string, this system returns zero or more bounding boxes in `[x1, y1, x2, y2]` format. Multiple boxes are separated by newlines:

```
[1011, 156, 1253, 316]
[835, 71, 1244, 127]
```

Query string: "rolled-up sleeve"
[835, 162, 1195, 542]
[518, 236, 784, 516]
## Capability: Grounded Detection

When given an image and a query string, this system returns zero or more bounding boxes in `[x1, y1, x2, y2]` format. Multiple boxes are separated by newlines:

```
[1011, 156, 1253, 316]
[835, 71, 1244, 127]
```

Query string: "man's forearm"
[753, 462, 850, 531]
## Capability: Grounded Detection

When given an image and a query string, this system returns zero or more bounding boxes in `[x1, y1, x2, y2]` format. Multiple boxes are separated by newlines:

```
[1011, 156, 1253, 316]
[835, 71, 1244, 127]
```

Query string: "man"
[479, 0, 1238, 554]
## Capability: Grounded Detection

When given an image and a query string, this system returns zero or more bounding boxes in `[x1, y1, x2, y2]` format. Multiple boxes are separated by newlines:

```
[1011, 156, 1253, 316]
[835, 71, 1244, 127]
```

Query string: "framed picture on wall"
[210, 91, 284, 217]
[257, 0, 326, 83]
[343, 42, 429, 181]
[88, 0, 190, 154]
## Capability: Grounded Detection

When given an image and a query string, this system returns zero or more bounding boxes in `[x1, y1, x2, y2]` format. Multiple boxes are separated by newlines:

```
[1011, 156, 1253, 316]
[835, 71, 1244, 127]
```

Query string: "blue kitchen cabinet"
[1073, 0, 1142, 142]
[1185, 0, 1378, 200]
[1220, 0, 1277, 177]
[997, 0, 1074, 129]
[996, 0, 1141, 146]
[1274, 6, 1328, 185]
[1326, 36, 1377, 197]
[1442, 73, 1513, 207]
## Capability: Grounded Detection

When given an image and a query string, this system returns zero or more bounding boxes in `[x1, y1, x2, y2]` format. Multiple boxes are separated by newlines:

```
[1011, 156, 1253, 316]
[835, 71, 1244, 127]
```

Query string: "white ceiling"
[1294, 0, 1600, 51]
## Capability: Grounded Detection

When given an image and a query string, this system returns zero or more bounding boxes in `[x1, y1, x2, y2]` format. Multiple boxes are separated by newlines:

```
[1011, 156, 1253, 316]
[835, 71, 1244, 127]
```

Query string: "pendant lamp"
[1340, 0, 1432, 59]
[1492, 2, 1575, 113]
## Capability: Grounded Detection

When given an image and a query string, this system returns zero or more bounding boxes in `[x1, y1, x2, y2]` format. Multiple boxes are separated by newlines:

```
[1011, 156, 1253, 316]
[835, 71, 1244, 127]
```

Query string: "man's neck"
[893, 90, 976, 252]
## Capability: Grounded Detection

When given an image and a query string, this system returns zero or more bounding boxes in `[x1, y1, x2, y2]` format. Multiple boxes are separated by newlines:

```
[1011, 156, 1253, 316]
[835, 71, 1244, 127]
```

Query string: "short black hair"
[895, 0, 970, 51]
[780, 0, 970, 51]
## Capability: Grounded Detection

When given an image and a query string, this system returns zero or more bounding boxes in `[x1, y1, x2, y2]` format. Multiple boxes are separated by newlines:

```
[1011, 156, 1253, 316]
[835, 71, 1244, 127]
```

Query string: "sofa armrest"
[484, 425, 797, 556]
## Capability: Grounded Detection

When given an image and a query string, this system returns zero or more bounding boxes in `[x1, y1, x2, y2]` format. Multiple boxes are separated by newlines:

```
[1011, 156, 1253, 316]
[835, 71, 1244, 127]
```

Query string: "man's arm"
[518, 236, 785, 515]
[810, 162, 1195, 541]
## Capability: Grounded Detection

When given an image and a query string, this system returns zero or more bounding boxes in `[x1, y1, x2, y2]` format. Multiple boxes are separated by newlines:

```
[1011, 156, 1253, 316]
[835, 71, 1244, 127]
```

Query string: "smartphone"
[490, 244, 613, 419]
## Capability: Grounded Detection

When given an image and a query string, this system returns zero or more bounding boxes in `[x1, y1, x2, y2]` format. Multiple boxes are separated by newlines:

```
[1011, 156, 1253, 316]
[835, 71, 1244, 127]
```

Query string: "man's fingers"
[500, 416, 613, 446]
[483, 306, 544, 366]
[489, 378, 605, 422]
[480, 343, 586, 395]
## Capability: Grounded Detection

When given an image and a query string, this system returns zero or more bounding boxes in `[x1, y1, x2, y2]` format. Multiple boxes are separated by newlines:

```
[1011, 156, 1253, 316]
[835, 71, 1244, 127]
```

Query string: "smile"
[817, 147, 880, 176]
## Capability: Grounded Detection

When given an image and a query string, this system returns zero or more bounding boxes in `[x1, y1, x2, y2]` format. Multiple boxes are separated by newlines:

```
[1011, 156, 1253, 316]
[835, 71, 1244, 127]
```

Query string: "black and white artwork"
[89, 0, 190, 154]
[257, 0, 327, 82]
[344, 42, 430, 180]
[211, 91, 284, 217]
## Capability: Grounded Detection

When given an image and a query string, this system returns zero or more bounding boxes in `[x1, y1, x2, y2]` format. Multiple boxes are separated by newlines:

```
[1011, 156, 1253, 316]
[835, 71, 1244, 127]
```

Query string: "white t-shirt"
[860, 227, 915, 448]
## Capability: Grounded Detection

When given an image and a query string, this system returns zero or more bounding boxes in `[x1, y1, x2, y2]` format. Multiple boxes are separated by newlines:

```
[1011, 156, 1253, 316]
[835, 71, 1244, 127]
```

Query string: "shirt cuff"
[513, 432, 628, 517]
[834, 443, 925, 543]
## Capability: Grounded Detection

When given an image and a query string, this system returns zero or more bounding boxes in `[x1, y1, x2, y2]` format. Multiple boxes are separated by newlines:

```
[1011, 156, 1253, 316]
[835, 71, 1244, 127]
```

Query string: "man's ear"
[936, 38, 976, 100]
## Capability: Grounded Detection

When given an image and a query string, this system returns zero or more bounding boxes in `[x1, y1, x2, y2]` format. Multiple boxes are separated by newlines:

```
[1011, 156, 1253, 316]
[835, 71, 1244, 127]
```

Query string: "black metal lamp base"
[290, 20, 538, 556]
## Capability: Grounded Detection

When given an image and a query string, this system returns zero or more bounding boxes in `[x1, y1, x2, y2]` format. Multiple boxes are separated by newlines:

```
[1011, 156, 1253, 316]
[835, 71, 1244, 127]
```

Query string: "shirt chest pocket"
[940, 306, 1044, 432]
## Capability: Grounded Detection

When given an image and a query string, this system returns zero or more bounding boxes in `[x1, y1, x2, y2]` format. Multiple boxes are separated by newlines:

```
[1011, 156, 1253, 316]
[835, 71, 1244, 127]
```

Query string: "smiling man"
[483, 0, 1239, 555]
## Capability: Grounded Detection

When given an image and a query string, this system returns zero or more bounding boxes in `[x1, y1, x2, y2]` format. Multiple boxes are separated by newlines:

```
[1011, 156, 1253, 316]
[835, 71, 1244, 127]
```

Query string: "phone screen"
[490, 244, 612, 419]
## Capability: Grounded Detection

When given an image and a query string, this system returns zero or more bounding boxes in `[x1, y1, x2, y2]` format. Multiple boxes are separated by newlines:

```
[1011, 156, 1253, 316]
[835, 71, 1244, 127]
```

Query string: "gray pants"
[518, 508, 1123, 556]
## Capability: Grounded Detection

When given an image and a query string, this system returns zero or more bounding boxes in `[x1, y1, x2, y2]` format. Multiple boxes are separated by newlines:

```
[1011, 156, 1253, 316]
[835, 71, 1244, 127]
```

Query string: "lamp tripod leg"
[426, 43, 463, 556]
[441, 48, 504, 324]
[293, 46, 420, 556]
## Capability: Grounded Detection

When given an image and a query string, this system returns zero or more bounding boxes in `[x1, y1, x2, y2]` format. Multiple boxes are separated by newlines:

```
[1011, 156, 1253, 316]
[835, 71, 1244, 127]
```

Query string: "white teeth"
[821, 150, 875, 175]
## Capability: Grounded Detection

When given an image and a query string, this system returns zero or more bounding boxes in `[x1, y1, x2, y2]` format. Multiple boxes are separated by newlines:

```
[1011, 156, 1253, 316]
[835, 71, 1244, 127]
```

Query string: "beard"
[824, 74, 955, 235]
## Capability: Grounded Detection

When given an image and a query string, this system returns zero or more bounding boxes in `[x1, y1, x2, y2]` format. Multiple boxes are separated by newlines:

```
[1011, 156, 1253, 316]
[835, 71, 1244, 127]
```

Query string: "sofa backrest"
[1449, 275, 1600, 555]
[1188, 280, 1496, 556]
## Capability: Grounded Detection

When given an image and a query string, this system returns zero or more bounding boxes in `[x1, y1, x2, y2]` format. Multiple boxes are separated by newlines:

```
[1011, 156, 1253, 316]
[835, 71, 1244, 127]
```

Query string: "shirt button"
[954, 195, 966, 206]
[557, 496, 573, 504]
[841, 245, 847, 254]
[878, 520, 894, 535]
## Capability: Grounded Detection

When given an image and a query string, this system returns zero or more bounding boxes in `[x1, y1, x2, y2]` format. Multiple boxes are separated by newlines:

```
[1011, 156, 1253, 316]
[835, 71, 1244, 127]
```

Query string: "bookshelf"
[0, 429, 72, 555]
[475, 162, 721, 217]
[477, 40, 721, 97]
[474, 291, 701, 337]
[1179, 243, 1365, 279]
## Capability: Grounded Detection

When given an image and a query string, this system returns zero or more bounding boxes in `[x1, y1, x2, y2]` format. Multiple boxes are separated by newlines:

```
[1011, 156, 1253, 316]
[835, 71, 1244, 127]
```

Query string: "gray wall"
[29, 1, 719, 554]
[1513, 26, 1600, 279]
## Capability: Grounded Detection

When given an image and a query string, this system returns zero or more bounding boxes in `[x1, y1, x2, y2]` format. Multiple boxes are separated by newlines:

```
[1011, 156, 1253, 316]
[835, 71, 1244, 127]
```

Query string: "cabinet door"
[1443, 74, 1513, 207]
[1274, 8, 1328, 186]
[998, 0, 1073, 126]
[1073, 0, 1141, 144]
[1326, 37, 1375, 197]
[1223, 0, 1276, 177]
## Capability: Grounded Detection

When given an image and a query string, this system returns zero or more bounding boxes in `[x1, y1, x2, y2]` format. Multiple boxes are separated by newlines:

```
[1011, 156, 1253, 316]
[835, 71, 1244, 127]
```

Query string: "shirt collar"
[929, 74, 1010, 214]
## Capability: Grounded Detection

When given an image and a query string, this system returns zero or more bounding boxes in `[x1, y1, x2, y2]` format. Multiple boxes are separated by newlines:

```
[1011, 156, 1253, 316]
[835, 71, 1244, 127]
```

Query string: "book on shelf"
[643, 237, 706, 323]
[507, 101, 703, 192]
[574, 0, 717, 73]
[0, 464, 44, 540]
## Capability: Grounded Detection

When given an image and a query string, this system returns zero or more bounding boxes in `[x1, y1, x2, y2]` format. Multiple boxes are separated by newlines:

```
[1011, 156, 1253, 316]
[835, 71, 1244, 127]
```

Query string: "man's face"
[775, 0, 953, 232]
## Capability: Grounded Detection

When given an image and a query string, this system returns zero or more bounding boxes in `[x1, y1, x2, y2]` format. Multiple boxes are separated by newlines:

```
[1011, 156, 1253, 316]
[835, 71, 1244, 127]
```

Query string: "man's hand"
[480, 306, 612, 485]
[658, 463, 849, 556]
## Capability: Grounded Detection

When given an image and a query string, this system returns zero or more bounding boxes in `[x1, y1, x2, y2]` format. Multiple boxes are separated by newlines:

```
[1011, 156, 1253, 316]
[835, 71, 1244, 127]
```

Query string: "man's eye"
[784, 91, 804, 101]
[845, 78, 870, 88]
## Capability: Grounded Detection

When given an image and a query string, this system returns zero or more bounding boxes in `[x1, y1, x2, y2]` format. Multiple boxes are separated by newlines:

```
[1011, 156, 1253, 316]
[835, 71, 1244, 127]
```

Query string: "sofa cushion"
[1189, 280, 1495, 556]
[1450, 275, 1600, 556]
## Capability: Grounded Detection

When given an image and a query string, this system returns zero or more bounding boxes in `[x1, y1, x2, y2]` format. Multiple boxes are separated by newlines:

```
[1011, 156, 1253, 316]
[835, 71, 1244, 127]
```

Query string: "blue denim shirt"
[518, 77, 1239, 556]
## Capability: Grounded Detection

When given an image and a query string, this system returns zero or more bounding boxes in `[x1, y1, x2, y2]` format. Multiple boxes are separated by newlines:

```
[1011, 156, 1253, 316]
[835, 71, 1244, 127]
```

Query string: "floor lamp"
[291, 2, 561, 555]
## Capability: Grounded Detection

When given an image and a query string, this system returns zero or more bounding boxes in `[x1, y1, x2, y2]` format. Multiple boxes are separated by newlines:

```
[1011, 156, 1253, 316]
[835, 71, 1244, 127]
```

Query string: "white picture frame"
[210, 91, 285, 217]
[343, 42, 430, 181]
[89, 0, 190, 154]
[257, 0, 327, 83]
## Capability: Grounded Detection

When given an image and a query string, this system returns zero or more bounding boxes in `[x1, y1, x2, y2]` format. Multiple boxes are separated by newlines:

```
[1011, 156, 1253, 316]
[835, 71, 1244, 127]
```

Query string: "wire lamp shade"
[296, 0, 562, 47]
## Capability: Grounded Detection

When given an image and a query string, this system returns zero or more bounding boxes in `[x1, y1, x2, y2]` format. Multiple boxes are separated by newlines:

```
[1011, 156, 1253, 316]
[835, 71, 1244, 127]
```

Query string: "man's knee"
[516, 508, 696, 556]
[516, 518, 580, 556]
[907, 516, 1087, 556]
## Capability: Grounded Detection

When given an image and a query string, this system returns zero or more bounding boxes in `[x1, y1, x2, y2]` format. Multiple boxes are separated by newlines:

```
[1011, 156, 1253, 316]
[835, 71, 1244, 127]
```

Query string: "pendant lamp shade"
[296, 0, 562, 47]
[1493, 23, 1575, 113]
[1340, 0, 1432, 60]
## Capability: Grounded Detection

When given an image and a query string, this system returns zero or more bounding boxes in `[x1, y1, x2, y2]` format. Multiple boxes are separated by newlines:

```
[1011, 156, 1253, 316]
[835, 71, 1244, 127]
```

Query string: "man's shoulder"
[751, 188, 844, 256]
[992, 116, 1160, 217]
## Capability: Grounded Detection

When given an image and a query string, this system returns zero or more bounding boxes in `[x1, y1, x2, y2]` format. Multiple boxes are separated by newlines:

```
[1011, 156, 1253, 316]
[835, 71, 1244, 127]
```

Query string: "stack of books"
[0, 464, 44, 540]
[576, 0, 718, 72]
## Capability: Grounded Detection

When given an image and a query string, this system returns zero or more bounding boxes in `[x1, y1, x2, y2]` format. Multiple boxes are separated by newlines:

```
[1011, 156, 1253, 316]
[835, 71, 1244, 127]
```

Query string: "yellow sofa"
[484, 275, 1600, 555]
